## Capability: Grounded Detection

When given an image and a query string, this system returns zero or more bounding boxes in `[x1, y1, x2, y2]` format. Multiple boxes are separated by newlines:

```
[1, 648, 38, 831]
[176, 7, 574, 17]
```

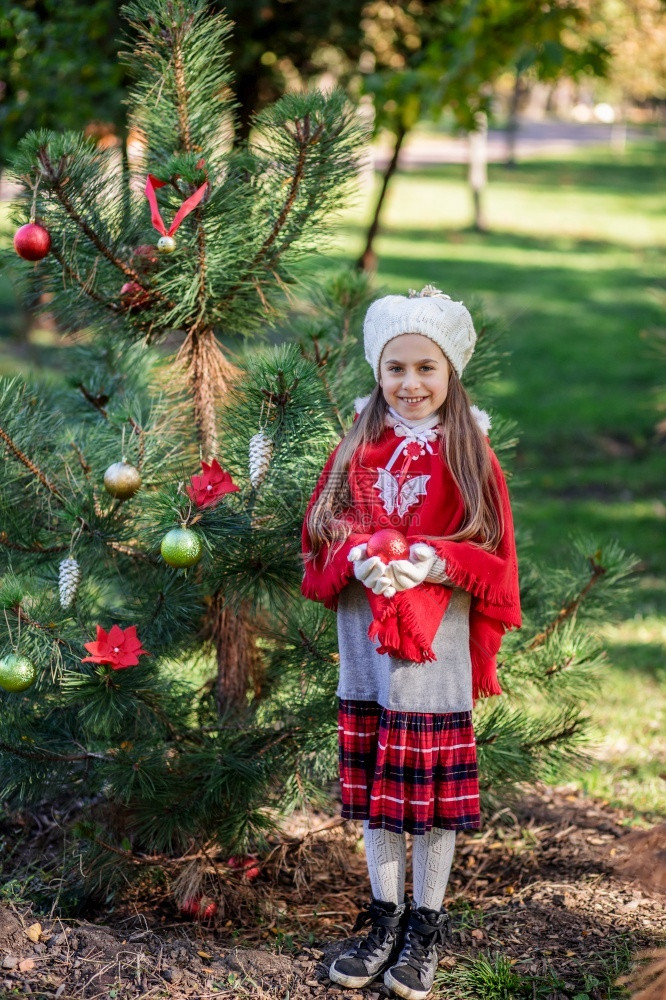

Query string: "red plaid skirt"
[338, 699, 481, 835]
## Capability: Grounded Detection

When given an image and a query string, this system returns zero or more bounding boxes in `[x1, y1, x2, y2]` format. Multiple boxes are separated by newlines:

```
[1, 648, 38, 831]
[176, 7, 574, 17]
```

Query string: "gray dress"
[335, 579, 473, 713]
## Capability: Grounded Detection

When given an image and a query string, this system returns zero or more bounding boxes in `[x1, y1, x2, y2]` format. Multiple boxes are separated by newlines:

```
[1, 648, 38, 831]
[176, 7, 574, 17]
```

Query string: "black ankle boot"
[328, 896, 411, 989]
[383, 903, 450, 1000]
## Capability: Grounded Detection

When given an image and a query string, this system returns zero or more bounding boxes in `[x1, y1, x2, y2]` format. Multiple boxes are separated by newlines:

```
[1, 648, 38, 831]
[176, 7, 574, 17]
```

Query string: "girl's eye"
[388, 366, 434, 372]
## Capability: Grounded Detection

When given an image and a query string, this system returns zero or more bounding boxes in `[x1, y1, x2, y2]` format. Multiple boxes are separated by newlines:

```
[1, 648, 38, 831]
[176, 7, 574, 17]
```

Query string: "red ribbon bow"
[144, 172, 208, 237]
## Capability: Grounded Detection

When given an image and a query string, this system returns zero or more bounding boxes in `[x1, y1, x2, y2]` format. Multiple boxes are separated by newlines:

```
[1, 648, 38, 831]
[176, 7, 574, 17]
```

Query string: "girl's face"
[378, 333, 450, 421]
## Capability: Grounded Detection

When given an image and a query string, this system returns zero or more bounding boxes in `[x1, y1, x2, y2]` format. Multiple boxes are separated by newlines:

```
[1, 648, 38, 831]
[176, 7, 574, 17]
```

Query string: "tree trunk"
[207, 593, 264, 712]
[175, 327, 259, 713]
[468, 115, 488, 233]
[175, 326, 241, 461]
[356, 123, 407, 272]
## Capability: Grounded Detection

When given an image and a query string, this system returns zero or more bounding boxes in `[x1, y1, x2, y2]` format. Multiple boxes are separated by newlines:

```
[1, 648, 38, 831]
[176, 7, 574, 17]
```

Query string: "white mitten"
[386, 543, 437, 592]
[348, 544, 394, 596]
[412, 543, 452, 584]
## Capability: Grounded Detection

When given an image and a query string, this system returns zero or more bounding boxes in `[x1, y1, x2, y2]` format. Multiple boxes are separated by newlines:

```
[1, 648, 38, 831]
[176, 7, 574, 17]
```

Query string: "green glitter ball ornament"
[0, 654, 37, 692]
[160, 526, 203, 568]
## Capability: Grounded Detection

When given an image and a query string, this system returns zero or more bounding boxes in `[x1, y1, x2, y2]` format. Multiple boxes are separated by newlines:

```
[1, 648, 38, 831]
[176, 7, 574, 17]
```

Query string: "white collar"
[386, 404, 441, 432]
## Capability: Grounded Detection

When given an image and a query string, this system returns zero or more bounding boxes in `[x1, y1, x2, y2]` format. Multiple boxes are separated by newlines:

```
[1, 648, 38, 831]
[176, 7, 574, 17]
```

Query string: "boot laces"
[399, 918, 448, 975]
[350, 902, 398, 960]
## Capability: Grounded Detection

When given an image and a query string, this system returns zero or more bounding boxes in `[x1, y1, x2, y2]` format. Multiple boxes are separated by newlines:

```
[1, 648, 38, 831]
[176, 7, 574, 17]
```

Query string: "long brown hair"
[304, 371, 504, 566]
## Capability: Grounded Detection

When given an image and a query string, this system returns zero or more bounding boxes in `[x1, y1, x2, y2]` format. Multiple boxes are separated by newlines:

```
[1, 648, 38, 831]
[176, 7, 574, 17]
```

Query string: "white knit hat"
[363, 285, 476, 380]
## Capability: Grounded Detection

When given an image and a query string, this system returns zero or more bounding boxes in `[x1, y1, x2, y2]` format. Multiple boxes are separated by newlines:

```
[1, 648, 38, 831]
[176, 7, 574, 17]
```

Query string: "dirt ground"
[1, 782, 665, 999]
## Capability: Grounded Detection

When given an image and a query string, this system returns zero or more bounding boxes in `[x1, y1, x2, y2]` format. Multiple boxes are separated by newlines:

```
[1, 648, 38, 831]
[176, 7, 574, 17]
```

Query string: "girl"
[301, 286, 521, 1000]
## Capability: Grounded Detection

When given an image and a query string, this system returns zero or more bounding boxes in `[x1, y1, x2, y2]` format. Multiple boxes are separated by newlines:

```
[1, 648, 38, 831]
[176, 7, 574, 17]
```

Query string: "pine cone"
[58, 557, 81, 609]
[249, 431, 273, 488]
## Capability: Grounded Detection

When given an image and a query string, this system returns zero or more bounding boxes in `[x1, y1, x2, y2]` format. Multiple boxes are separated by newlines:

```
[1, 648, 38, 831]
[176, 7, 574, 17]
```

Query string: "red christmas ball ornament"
[179, 896, 200, 918]
[120, 281, 151, 311]
[198, 897, 218, 921]
[366, 528, 409, 562]
[131, 244, 159, 273]
[227, 854, 261, 881]
[13, 223, 51, 261]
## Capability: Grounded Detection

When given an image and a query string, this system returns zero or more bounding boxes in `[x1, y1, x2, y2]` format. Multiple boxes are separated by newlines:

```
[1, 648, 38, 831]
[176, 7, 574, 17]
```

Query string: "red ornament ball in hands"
[366, 528, 409, 562]
[13, 223, 51, 261]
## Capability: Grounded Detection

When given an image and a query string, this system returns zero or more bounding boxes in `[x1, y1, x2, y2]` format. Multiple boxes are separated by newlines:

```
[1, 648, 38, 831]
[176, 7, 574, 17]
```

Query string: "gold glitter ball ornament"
[0, 654, 37, 692]
[157, 235, 176, 254]
[104, 461, 142, 499]
[160, 527, 203, 568]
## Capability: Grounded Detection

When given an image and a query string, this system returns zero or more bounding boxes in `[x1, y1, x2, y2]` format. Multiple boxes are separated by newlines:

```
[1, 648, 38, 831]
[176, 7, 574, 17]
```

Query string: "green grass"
[1, 137, 665, 820]
[436, 946, 634, 1000]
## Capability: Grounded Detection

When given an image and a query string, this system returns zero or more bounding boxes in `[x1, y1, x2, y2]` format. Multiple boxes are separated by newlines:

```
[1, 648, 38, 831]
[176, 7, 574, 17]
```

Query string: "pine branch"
[171, 12, 209, 327]
[297, 627, 338, 666]
[1, 408, 145, 552]
[522, 718, 585, 749]
[35, 146, 175, 314]
[254, 117, 323, 268]
[108, 541, 158, 563]
[0, 532, 68, 554]
[77, 383, 110, 417]
[76, 383, 147, 469]
[70, 442, 91, 476]
[50, 245, 122, 314]
[0, 414, 150, 557]
[0, 740, 110, 764]
[172, 23, 193, 153]
[0, 424, 65, 501]
[11, 602, 67, 644]
[194, 206, 208, 329]
[310, 340, 346, 436]
[36, 147, 145, 285]
[527, 552, 607, 650]
[223, 115, 323, 306]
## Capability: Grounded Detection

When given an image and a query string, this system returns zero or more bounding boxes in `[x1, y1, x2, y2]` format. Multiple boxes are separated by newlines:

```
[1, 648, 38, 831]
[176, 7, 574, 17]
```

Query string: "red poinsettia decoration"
[186, 458, 239, 508]
[82, 624, 150, 670]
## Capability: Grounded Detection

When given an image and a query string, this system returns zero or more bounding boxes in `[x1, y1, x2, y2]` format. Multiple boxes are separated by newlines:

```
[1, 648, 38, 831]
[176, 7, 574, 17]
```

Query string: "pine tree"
[1, 0, 636, 910]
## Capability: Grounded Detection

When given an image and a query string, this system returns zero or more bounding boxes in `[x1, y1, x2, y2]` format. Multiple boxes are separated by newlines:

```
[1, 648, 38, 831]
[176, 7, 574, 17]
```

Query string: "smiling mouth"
[400, 396, 427, 403]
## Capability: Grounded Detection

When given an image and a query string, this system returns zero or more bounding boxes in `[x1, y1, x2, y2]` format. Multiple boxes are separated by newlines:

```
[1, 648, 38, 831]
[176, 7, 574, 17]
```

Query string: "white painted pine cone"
[249, 431, 273, 488]
[58, 557, 81, 609]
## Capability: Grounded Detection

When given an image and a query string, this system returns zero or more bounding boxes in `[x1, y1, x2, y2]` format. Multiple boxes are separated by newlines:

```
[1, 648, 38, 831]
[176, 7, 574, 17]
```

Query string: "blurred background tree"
[0, 0, 127, 163]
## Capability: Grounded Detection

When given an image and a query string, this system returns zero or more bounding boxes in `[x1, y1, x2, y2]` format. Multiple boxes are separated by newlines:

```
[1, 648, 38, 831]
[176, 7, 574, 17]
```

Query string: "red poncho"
[301, 419, 521, 701]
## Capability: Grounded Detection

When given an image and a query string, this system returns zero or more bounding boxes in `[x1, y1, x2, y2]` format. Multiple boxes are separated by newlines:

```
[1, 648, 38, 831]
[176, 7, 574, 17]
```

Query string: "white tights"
[362, 820, 456, 911]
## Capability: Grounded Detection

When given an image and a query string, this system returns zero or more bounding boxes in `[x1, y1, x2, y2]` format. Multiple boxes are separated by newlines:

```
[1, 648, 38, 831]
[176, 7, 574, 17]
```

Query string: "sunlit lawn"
[1, 137, 664, 820]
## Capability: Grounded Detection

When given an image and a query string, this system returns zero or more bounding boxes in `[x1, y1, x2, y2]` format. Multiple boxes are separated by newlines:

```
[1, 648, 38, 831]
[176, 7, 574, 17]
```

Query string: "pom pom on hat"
[363, 285, 476, 380]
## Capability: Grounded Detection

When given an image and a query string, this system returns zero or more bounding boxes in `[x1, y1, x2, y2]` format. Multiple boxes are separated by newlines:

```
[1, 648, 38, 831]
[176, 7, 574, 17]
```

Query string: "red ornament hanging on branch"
[82, 624, 150, 670]
[144, 171, 208, 254]
[120, 281, 151, 312]
[131, 244, 159, 273]
[186, 458, 239, 509]
[13, 222, 51, 261]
